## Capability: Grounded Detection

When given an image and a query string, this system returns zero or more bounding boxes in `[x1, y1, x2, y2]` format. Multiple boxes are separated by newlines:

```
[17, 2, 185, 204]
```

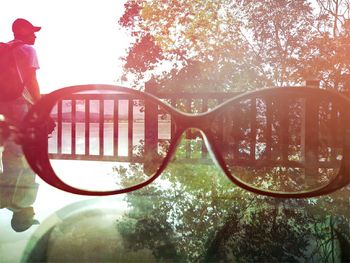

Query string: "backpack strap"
[6, 41, 25, 99]
[9, 41, 37, 104]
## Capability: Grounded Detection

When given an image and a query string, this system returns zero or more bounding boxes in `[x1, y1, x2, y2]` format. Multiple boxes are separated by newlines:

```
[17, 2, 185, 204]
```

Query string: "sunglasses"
[4, 84, 350, 198]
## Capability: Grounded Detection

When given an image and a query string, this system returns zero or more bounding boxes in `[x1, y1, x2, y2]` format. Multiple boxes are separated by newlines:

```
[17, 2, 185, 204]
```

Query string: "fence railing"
[48, 92, 240, 164]
[47, 90, 343, 171]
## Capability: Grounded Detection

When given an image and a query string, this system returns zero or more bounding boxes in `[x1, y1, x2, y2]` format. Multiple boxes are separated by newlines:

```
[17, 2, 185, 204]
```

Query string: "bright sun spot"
[0, 0, 129, 93]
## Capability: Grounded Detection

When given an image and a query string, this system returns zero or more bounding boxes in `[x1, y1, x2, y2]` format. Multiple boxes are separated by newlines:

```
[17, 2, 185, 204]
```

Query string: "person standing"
[0, 18, 42, 232]
[0, 18, 42, 122]
[8, 18, 41, 105]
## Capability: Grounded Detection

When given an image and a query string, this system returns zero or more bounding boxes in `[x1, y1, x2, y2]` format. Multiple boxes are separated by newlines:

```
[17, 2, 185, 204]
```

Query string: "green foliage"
[118, 0, 350, 92]
[118, 0, 262, 91]
[114, 137, 349, 262]
[115, 1, 350, 262]
[241, 0, 316, 86]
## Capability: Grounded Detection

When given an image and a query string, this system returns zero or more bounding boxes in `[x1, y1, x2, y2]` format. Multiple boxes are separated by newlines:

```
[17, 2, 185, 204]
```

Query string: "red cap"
[12, 18, 41, 35]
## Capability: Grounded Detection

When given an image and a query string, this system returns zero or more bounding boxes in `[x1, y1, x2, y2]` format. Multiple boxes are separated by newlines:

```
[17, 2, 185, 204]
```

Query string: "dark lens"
[47, 90, 172, 192]
[211, 89, 348, 194]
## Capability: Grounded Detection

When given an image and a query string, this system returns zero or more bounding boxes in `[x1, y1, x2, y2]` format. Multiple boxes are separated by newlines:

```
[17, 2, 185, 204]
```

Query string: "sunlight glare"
[0, 0, 129, 93]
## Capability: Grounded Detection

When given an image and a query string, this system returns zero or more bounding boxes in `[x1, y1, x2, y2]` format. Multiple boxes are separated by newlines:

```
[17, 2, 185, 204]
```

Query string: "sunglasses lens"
[47, 90, 172, 192]
[211, 90, 348, 194]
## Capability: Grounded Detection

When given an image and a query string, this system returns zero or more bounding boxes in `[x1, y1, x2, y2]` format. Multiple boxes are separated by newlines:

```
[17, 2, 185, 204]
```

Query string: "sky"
[0, 0, 130, 93]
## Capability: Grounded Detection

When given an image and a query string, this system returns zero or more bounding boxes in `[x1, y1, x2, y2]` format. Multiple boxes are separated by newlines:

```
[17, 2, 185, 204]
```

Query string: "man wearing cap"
[9, 18, 41, 105]
[0, 18, 42, 232]
[0, 18, 41, 121]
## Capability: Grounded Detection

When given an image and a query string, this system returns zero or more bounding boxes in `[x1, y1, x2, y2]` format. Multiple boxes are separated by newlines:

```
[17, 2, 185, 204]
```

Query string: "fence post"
[302, 79, 320, 186]
[144, 80, 159, 175]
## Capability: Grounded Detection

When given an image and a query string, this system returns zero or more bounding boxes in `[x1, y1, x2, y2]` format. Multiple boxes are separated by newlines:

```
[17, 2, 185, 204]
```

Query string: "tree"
[298, 0, 350, 91]
[118, 0, 265, 91]
[115, 157, 347, 262]
[315, 0, 350, 37]
[115, 1, 350, 262]
[240, 0, 318, 86]
[119, 0, 327, 90]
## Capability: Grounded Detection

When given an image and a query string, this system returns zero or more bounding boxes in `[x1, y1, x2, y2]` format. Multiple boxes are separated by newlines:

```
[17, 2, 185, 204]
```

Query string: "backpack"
[0, 42, 25, 101]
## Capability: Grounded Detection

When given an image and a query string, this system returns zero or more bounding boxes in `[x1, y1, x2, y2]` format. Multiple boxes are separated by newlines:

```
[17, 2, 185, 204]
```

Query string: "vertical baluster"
[231, 101, 239, 162]
[144, 97, 158, 175]
[128, 98, 133, 159]
[201, 98, 208, 158]
[301, 96, 319, 183]
[171, 98, 176, 139]
[250, 98, 257, 161]
[85, 99, 90, 156]
[217, 97, 224, 153]
[71, 99, 76, 156]
[113, 99, 119, 158]
[265, 97, 272, 161]
[99, 99, 104, 156]
[330, 101, 340, 162]
[57, 100, 62, 154]
[186, 99, 191, 158]
[280, 98, 289, 162]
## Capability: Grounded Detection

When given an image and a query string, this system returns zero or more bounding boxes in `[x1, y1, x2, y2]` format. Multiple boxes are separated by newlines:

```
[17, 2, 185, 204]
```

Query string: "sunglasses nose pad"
[161, 128, 237, 193]
[170, 128, 223, 168]
[171, 128, 206, 161]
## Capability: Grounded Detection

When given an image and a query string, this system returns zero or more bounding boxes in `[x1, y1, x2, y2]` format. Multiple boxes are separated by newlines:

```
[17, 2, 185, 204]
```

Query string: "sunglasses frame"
[18, 84, 350, 198]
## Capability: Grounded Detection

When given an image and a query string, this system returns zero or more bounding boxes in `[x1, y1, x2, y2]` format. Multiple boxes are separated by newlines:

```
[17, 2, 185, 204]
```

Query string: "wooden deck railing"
[47, 90, 343, 171]
[48, 92, 240, 163]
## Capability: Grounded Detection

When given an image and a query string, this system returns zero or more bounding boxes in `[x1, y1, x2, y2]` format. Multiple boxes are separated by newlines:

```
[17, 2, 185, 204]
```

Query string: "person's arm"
[24, 68, 41, 103]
